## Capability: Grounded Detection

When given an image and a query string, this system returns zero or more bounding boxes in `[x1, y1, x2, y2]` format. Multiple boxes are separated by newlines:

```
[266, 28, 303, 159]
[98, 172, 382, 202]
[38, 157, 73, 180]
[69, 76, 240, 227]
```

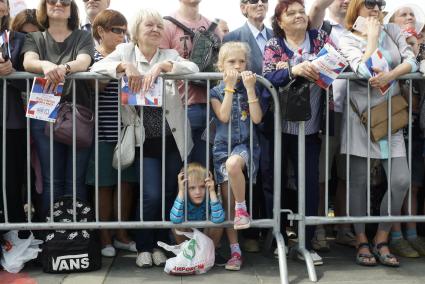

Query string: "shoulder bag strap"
[163, 16, 195, 38]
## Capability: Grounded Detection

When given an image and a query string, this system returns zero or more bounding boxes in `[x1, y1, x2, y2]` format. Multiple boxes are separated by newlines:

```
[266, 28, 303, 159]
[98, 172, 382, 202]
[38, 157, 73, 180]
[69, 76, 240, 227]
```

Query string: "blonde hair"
[183, 162, 208, 184]
[130, 8, 163, 44]
[216, 41, 251, 72]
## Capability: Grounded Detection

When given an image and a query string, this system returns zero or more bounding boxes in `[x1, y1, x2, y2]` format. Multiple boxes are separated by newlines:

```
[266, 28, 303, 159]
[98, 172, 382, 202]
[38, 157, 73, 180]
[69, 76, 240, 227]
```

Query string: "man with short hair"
[308, 0, 355, 253]
[81, 0, 110, 32]
[160, 0, 222, 167]
[223, 0, 273, 258]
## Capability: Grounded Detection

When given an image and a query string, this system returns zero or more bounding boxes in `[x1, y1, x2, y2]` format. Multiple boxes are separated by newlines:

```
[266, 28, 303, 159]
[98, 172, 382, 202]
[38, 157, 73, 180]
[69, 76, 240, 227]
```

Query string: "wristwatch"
[62, 63, 71, 75]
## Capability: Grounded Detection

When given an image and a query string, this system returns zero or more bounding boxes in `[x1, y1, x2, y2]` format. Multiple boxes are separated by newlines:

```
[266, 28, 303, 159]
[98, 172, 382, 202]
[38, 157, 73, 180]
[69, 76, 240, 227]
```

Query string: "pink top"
[160, 12, 223, 105]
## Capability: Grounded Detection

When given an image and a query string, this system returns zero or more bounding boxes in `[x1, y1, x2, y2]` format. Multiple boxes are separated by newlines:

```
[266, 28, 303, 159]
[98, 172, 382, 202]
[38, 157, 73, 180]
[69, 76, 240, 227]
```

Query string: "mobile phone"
[352, 16, 368, 34]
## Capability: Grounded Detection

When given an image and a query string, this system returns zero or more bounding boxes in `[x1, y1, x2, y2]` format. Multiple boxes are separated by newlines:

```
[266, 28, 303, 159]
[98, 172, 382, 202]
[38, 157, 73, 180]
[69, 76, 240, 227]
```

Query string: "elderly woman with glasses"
[91, 8, 198, 268]
[339, 0, 418, 267]
[21, 0, 94, 217]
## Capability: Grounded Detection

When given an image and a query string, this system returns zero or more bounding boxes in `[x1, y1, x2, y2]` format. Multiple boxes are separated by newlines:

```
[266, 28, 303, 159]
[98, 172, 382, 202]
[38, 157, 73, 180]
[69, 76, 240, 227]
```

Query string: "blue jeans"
[31, 119, 92, 217]
[134, 141, 182, 252]
[187, 104, 207, 166]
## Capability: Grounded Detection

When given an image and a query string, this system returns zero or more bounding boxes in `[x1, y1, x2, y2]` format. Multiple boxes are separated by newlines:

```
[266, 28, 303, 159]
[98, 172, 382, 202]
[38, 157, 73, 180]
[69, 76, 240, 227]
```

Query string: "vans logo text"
[52, 254, 89, 271]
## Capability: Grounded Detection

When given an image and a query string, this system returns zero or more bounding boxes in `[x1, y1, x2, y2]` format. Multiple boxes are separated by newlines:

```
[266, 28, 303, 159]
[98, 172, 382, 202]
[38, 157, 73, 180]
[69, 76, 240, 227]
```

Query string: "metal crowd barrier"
[289, 72, 425, 282]
[0, 72, 289, 284]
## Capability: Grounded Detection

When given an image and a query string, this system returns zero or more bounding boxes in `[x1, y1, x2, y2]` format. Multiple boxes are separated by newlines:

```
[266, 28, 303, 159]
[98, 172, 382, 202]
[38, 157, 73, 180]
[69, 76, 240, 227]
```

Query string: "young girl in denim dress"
[210, 41, 262, 270]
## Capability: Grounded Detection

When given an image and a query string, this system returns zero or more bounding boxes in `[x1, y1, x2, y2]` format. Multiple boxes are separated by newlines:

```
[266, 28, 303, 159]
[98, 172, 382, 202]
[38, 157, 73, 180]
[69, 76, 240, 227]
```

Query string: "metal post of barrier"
[346, 79, 351, 216]
[95, 79, 99, 222]
[117, 80, 122, 222]
[387, 87, 392, 216]
[139, 106, 144, 221]
[162, 79, 168, 222]
[296, 122, 317, 282]
[408, 79, 413, 215]
[2, 79, 7, 223]
[206, 80, 210, 220]
[26, 79, 32, 223]
[72, 80, 77, 222]
[49, 107, 54, 222]
[249, 112, 254, 219]
[325, 89, 329, 217]
[184, 80, 188, 223]
[367, 83, 371, 216]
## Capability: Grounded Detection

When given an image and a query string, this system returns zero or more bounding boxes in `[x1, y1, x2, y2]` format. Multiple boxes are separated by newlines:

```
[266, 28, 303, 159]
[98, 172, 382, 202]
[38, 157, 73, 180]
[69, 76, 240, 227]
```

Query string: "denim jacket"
[210, 82, 258, 145]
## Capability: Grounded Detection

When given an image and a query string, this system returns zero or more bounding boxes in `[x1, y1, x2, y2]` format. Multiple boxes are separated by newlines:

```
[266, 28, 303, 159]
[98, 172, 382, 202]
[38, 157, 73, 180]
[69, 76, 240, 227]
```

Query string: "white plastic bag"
[157, 228, 215, 275]
[1, 230, 42, 273]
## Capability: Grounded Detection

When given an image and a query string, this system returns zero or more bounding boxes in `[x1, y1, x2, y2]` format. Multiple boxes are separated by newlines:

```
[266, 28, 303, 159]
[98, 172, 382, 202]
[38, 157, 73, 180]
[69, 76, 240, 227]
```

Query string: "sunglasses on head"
[244, 0, 268, 4]
[364, 0, 386, 10]
[46, 0, 71, 6]
[110, 27, 126, 35]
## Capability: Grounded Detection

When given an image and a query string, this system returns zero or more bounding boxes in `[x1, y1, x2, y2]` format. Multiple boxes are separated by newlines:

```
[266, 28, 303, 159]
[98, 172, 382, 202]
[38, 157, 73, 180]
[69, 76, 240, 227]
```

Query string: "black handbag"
[278, 63, 311, 121]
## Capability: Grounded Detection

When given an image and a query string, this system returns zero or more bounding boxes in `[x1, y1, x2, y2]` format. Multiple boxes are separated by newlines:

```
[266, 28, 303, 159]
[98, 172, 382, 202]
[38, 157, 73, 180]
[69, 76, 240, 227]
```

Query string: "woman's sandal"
[356, 242, 377, 266]
[372, 242, 400, 267]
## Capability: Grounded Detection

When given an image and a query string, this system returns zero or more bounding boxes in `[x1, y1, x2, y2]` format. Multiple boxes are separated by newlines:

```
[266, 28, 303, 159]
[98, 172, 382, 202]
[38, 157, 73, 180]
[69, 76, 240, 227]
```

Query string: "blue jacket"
[223, 23, 273, 76]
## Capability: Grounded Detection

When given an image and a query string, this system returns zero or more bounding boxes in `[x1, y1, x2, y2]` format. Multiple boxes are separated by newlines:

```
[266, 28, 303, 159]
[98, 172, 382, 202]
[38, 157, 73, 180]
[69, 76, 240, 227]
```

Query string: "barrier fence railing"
[0, 72, 288, 284]
[290, 72, 425, 282]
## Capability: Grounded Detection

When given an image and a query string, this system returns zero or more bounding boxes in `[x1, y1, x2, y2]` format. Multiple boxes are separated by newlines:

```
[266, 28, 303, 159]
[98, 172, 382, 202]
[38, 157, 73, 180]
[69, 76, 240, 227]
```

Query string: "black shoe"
[215, 251, 226, 267]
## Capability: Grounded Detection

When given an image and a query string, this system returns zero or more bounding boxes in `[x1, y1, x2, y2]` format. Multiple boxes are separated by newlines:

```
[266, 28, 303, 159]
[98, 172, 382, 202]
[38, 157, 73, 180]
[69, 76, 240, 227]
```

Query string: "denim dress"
[210, 82, 261, 184]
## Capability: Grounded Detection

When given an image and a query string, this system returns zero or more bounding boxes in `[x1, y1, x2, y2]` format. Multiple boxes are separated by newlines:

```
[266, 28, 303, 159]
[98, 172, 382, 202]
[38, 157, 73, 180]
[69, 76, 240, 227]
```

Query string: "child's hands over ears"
[205, 172, 215, 193]
[223, 69, 238, 90]
[177, 171, 187, 192]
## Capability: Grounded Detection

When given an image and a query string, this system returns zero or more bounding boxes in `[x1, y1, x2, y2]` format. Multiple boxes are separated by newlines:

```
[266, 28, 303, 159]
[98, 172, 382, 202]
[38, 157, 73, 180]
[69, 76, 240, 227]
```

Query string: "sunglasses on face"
[364, 0, 386, 10]
[110, 27, 126, 35]
[46, 0, 71, 6]
[244, 0, 268, 4]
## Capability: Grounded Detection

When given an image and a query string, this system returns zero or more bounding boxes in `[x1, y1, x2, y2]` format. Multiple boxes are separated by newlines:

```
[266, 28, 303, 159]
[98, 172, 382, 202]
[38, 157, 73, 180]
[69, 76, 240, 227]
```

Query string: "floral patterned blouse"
[262, 29, 332, 135]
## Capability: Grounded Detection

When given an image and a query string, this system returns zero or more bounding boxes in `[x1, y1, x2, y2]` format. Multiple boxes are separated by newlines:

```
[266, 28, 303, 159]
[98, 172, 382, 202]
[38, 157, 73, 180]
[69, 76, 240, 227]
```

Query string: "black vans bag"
[41, 196, 101, 273]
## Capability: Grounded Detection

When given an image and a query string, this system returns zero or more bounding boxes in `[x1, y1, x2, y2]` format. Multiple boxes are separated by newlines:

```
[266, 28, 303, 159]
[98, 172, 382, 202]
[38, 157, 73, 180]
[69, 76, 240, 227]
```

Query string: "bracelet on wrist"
[224, 88, 235, 93]
[247, 98, 259, 104]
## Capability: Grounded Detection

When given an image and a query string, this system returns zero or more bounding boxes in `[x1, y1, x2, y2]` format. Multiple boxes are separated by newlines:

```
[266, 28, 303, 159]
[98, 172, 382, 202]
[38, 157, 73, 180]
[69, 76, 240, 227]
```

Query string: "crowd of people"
[0, 0, 425, 274]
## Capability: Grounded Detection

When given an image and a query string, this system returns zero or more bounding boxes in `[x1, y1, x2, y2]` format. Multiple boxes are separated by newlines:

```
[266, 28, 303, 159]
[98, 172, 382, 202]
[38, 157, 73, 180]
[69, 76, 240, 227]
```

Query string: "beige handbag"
[350, 95, 408, 142]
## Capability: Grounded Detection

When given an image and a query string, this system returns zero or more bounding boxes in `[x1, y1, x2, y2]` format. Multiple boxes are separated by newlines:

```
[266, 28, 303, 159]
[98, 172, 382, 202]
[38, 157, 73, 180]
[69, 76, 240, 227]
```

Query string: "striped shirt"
[94, 50, 119, 142]
[170, 196, 225, 224]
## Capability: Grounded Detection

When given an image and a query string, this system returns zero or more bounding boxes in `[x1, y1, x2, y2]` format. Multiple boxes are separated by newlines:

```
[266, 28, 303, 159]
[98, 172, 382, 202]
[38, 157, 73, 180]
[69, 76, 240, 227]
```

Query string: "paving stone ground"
[10, 240, 425, 284]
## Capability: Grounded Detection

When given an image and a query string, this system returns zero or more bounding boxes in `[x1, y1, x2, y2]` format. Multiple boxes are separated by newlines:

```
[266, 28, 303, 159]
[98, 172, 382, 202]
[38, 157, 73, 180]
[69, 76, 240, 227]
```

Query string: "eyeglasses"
[364, 0, 386, 10]
[243, 0, 268, 4]
[46, 0, 72, 6]
[110, 27, 126, 35]
[82, 0, 101, 3]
